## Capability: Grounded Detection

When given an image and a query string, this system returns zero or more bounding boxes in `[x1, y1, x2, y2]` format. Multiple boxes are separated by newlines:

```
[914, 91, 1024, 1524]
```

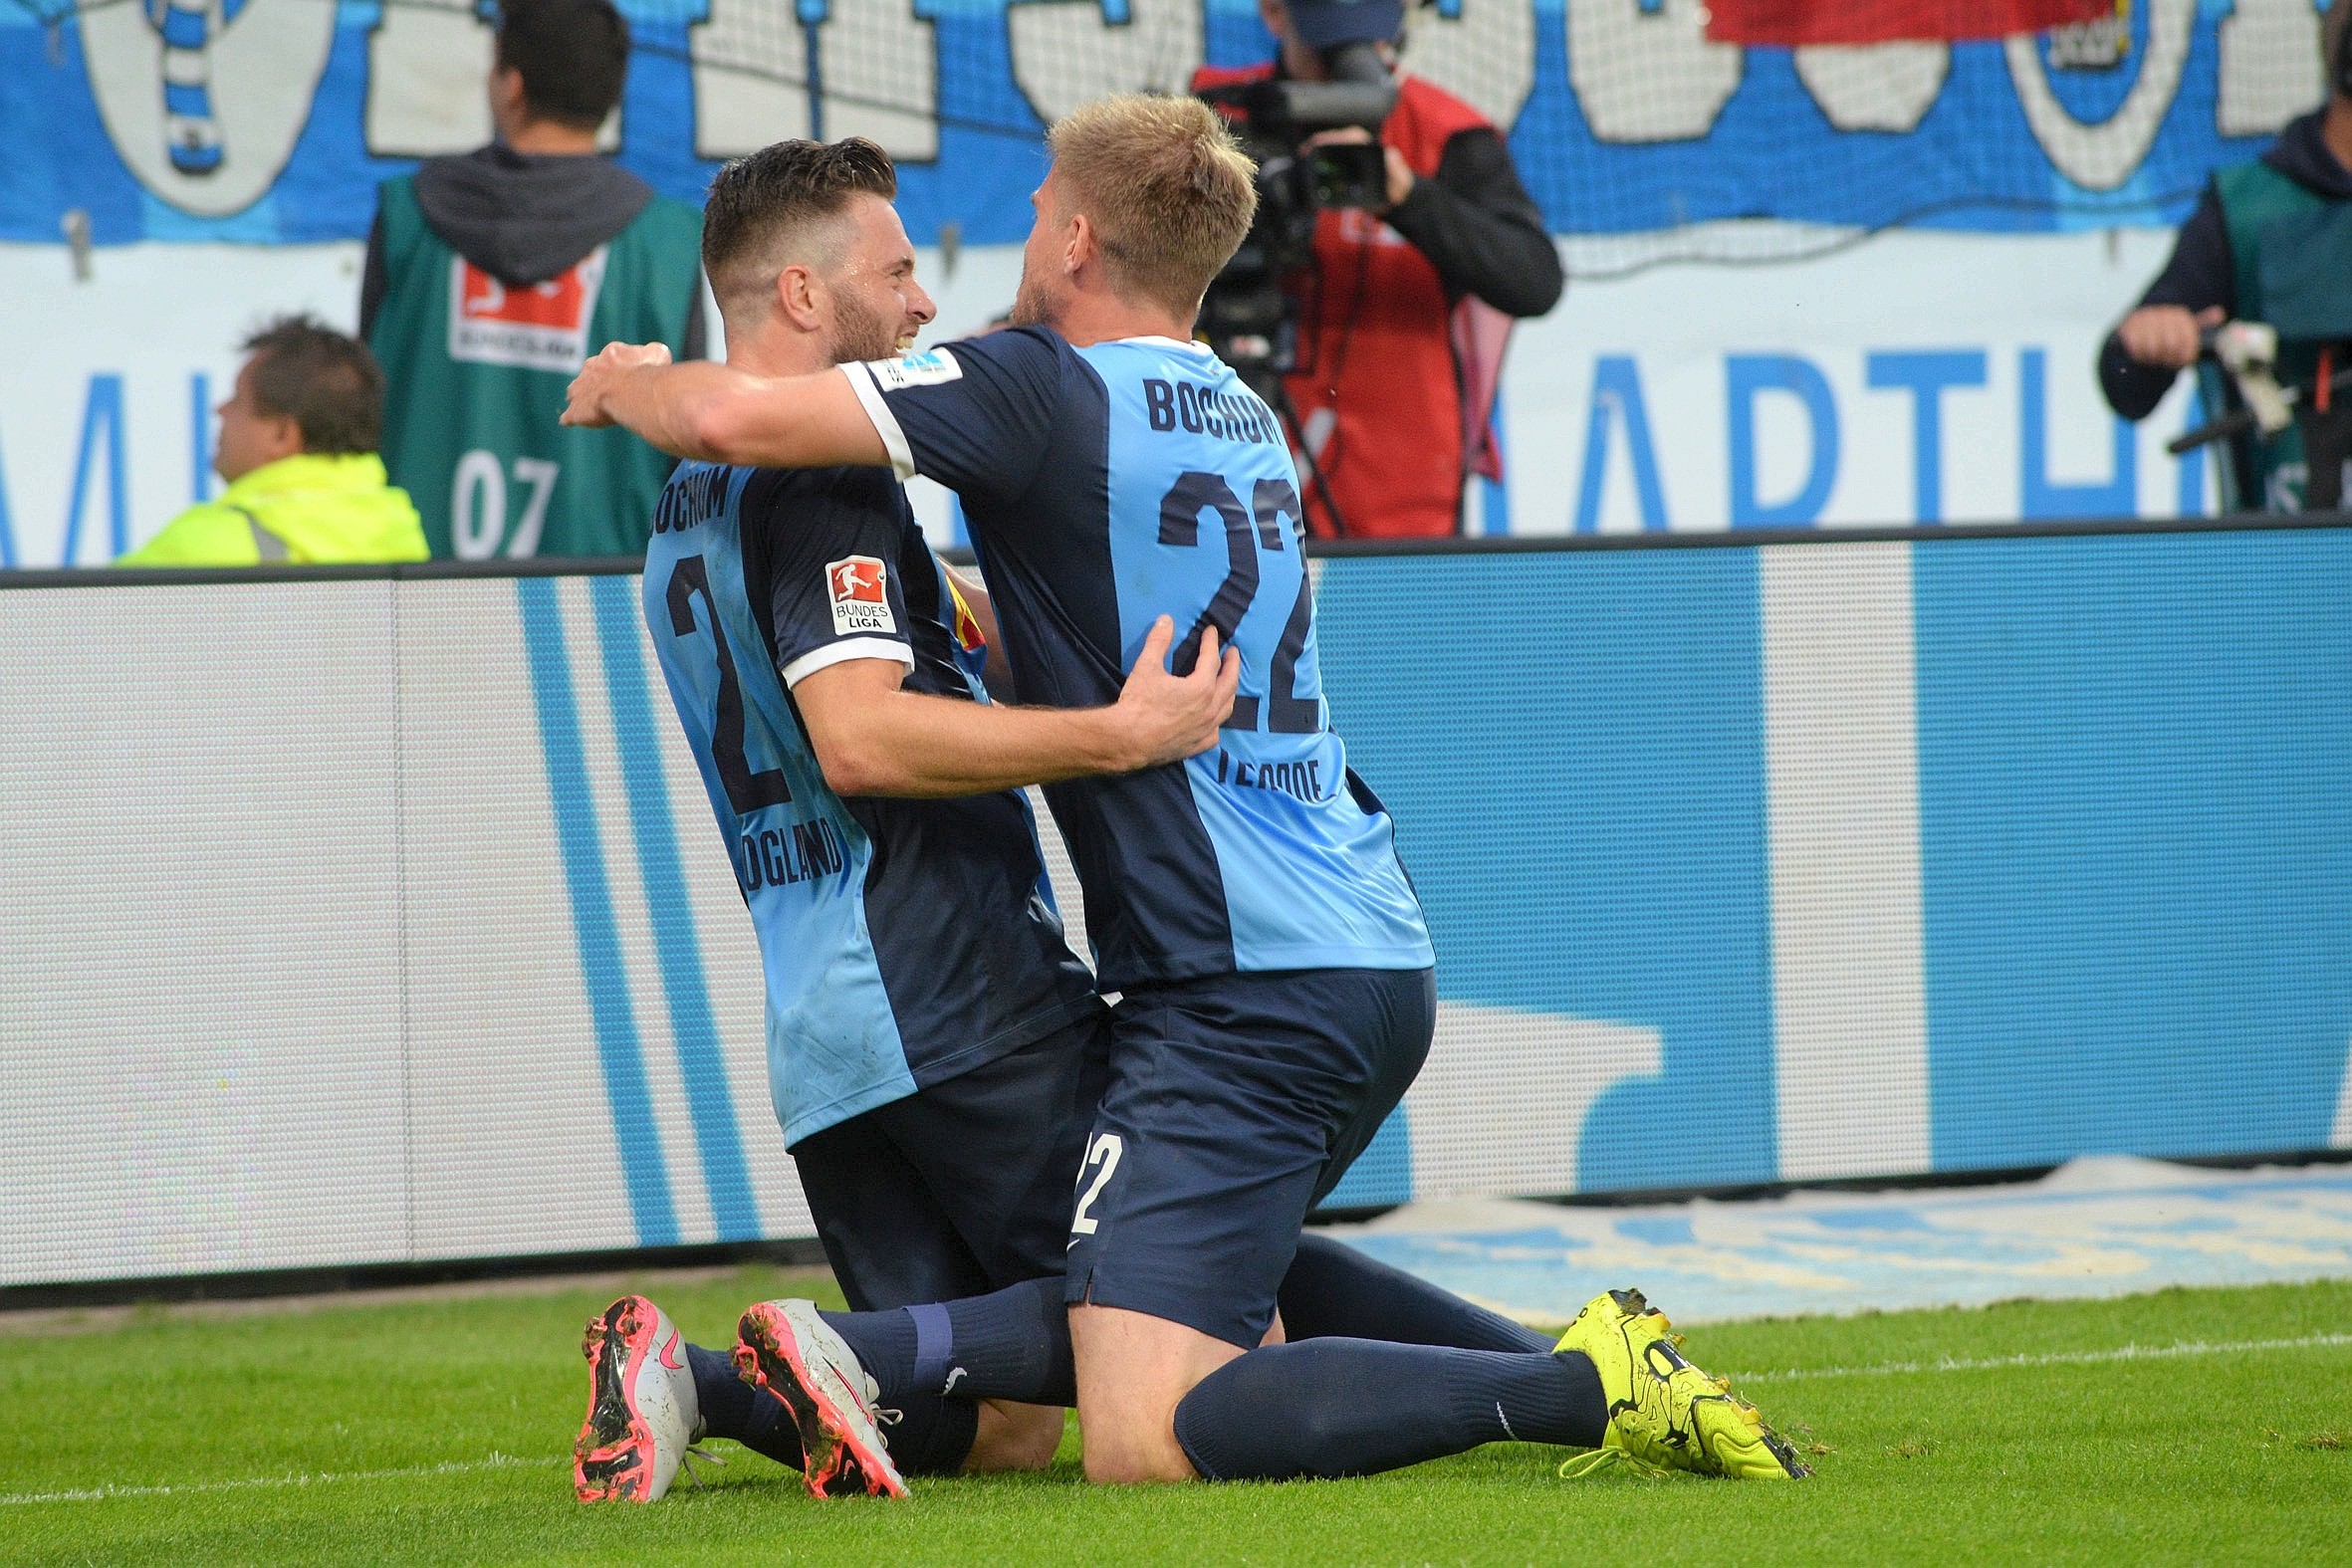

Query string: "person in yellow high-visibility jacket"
[124, 316, 427, 565]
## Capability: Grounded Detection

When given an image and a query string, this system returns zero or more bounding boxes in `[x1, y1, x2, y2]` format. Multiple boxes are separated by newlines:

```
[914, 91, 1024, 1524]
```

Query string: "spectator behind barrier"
[1194, 0, 1562, 539]
[360, 0, 705, 560]
[2101, 0, 2352, 512]
[122, 317, 425, 566]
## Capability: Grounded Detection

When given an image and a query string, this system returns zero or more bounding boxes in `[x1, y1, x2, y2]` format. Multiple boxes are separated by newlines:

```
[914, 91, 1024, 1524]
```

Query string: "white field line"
[0, 1452, 565, 1507]
[1731, 1331, 2352, 1384]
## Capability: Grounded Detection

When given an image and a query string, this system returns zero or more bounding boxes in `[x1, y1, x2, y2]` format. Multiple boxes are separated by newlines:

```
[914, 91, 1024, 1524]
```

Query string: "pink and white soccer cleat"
[574, 1294, 703, 1502]
[734, 1299, 908, 1499]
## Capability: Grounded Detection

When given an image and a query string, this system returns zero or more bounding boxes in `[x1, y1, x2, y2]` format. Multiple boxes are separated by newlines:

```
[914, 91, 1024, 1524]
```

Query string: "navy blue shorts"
[791, 1005, 1110, 1312]
[1061, 967, 1437, 1348]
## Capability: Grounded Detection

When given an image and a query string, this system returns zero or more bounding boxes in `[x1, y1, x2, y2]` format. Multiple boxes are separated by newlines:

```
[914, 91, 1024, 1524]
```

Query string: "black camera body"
[1194, 46, 1396, 400]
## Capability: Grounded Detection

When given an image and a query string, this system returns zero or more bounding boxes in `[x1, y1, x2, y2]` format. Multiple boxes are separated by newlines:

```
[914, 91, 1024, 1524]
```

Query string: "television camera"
[1193, 42, 1395, 403]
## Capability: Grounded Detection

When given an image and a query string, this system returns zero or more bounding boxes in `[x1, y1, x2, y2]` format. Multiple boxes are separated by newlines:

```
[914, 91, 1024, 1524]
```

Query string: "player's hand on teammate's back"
[562, 340, 675, 427]
[1110, 616, 1241, 771]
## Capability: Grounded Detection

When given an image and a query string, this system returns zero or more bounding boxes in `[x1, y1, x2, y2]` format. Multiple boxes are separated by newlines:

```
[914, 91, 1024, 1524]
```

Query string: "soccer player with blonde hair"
[570, 134, 1238, 1505]
[567, 94, 1805, 1488]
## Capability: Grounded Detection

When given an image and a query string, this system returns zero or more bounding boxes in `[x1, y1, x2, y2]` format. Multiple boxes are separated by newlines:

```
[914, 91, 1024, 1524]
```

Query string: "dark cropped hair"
[701, 138, 898, 315]
[242, 315, 385, 457]
[495, 0, 629, 130]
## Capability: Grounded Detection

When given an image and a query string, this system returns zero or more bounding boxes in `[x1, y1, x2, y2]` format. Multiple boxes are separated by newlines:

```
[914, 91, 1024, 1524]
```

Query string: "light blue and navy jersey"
[643, 458, 1098, 1146]
[841, 329, 1433, 990]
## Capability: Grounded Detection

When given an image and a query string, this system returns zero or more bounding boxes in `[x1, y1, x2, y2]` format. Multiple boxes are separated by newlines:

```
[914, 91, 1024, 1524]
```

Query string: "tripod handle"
[2167, 405, 2256, 456]
[2166, 363, 2352, 456]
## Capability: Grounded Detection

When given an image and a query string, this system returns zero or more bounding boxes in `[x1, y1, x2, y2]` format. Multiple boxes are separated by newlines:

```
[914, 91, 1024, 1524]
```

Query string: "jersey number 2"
[1158, 471, 1319, 734]
[1069, 1132, 1123, 1236]
[664, 555, 792, 814]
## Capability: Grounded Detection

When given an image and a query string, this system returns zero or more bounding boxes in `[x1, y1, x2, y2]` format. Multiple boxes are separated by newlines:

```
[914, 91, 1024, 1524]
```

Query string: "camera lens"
[1318, 40, 1388, 84]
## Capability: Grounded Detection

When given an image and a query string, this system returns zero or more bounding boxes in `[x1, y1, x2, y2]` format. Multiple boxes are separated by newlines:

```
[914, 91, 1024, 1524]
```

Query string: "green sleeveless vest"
[2209, 161, 2340, 513]
[368, 176, 703, 559]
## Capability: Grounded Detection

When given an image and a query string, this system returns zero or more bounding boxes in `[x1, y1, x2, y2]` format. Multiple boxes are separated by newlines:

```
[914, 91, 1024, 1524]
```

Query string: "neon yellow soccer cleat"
[1554, 1287, 1810, 1479]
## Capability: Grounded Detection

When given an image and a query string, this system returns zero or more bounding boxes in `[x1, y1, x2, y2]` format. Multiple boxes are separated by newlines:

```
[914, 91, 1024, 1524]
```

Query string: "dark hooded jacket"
[2100, 111, 2352, 421]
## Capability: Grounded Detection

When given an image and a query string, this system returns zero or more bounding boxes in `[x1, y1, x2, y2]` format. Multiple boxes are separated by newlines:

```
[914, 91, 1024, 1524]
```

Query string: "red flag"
[1703, 0, 2114, 47]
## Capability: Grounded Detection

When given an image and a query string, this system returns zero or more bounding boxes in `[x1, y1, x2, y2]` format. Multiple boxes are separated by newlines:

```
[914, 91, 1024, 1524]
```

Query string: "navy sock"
[819, 1276, 1073, 1409]
[815, 1305, 918, 1396]
[1172, 1338, 1608, 1481]
[873, 1389, 980, 1477]
[692, 1338, 978, 1476]
[1280, 1232, 1553, 1353]
[685, 1343, 803, 1470]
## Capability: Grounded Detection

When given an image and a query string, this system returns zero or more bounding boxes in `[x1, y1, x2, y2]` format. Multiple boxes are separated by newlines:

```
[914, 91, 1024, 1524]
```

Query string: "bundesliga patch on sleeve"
[863, 347, 964, 391]
[826, 556, 896, 635]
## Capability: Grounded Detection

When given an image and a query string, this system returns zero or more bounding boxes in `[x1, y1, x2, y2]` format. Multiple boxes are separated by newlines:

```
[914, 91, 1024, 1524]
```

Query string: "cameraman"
[1195, 0, 1562, 538]
[2100, 0, 2352, 511]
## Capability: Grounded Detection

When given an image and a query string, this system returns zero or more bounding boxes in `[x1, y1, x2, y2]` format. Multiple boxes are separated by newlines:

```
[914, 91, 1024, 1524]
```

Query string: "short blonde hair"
[1046, 94, 1259, 317]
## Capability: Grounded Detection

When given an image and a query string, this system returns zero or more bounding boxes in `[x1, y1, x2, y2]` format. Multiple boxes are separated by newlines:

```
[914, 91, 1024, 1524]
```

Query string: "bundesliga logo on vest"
[448, 249, 608, 374]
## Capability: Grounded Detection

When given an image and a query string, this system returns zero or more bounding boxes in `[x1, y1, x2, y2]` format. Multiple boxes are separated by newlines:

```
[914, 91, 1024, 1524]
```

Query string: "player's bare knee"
[1071, 1376, 1194, 1483]
[1080, 1426, 1197, 1485]
[965, 1401, 1062, 1473]
[1002, 1406, 1065, 1471]
[1069, 1301, 1233, 1484]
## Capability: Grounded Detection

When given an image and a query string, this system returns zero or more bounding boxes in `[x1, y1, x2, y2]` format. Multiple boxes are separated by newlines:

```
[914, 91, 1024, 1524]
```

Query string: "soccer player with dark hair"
[569, 96, 1805, 1488]
[360, 0, 706, 560]
[124, 315, 425, 564]
[569, 136, 1242, 1503]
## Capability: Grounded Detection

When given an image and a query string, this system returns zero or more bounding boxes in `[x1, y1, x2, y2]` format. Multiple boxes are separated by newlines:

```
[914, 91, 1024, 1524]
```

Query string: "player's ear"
[776, 263, 824, 334]
[1064, 210, 1095, 278]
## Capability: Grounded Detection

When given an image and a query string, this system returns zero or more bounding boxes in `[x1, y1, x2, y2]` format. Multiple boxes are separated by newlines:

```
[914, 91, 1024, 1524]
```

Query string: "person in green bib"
[124, 317, 425, 566]
[2101, 0, 2352, 513]
[360, 0, 706, 560]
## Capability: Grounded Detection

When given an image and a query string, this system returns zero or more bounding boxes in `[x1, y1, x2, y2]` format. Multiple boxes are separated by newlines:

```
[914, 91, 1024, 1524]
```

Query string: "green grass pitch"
[2, 1269, 2346, 1565]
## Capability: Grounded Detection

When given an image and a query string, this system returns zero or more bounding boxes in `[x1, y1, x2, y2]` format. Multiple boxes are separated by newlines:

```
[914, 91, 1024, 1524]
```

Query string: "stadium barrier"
[5, 517, 2351, 1290]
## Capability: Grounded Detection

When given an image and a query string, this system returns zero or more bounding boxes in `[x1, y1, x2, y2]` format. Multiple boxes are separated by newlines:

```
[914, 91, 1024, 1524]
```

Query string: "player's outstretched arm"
[561, 341, 887, 469]
[794, 618, 1239, 798]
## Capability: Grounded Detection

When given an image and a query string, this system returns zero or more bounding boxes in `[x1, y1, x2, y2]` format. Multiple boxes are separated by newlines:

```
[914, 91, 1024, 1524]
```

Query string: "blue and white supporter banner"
[0, 0, 2326, 246]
